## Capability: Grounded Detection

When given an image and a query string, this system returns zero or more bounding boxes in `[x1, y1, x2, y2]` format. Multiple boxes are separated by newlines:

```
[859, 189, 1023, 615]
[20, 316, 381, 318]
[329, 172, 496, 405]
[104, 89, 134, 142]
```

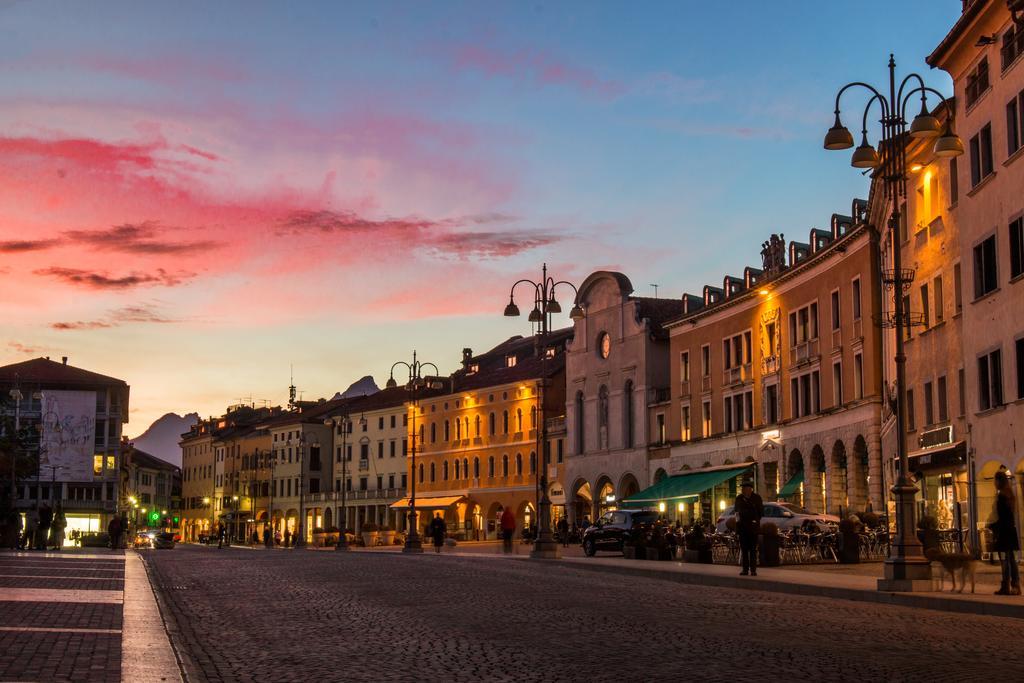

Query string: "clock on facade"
[598, 332, 611, 359]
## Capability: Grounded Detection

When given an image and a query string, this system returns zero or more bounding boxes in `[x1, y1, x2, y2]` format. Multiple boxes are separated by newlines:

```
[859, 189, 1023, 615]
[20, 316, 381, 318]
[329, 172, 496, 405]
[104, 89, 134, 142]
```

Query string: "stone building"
[0, 356, 130, 541]
[563, 271, 684, 525]
[651, 201, 886, 521]
[409, 332, 570, 539]
[918, 0, 1024, 546]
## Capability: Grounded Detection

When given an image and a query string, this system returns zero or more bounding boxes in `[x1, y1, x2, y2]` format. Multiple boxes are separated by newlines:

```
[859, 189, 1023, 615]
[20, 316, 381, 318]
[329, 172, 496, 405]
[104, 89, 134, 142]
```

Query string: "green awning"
[622, 463, 754, 508]
[777, 470, 804, 498]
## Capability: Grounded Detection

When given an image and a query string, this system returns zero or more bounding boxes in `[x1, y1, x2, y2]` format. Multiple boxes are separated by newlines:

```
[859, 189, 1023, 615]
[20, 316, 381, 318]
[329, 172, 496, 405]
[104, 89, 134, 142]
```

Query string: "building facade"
[920, 0, 1024, 546]
[125, 446, 181, 533]
[563, 271, 684, 525]
[408, 333, 570, 539]
[654, 202, 886, 522]
[1, 357, 130, 541]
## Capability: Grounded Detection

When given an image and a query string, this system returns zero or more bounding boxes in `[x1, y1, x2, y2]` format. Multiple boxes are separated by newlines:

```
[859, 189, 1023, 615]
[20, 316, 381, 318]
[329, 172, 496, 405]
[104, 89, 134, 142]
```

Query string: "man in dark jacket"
[734, 479, 764, 576]
[37, 504, 53, 551]
[428, 513, 447, 553]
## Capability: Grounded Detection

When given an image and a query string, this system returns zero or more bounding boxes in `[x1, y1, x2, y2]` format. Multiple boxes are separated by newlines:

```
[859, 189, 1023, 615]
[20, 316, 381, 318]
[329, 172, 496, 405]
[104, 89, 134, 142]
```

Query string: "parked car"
[152, 531, 176, 549]
[582, 510, 660, 556]
[716, 501, 839, 533]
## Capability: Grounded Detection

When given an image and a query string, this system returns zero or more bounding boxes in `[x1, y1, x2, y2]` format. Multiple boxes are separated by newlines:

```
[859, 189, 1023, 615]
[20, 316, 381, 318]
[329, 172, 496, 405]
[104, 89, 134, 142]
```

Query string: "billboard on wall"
[39, 390, 97, 481]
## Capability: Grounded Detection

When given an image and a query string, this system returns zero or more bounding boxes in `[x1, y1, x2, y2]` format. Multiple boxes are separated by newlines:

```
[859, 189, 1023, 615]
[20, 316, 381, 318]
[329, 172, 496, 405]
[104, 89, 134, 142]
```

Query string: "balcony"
[722, 363, 751, 387]
[761, 355, 780, 376]
[647, 387, 671, 405]
[789, 338, 820, 367]
[679, 380, 690, 397]
[306, 488, 405, 504]
[701, 376, 712, 393]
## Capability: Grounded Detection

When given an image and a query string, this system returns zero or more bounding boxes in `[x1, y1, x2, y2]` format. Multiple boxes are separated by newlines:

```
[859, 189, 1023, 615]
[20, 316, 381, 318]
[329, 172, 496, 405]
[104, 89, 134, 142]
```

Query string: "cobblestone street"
[143, 546, 1024, 682]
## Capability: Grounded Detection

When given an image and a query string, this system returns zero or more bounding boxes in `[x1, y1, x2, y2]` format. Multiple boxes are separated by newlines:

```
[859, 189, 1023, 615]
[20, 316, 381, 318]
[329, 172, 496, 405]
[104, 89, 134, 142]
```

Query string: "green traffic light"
[149, 511, 160, 523]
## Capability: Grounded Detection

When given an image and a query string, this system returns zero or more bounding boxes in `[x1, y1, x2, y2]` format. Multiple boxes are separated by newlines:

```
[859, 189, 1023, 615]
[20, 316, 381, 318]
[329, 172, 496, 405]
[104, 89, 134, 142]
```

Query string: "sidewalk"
[0, 548, 181, 683]
[558, 555, 1024, 620]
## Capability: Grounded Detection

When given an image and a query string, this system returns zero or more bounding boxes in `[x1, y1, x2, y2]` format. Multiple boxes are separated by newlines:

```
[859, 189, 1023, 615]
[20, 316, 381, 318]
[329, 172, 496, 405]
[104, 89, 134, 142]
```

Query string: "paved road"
[0, 550, 124, 683]
[143, 545, 1024, 682]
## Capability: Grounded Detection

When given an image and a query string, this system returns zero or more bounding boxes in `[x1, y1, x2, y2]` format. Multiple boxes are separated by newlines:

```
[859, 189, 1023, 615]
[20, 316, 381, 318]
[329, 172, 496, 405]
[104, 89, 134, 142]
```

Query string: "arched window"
[502, 410, 509, 434]
[475, 415, 481, 436]
[455, 419, 461, 440]
[530, 405, 537, 429]
[530, 451, 536, 474]
[488, 456, 495, 477]
[516, 408, 523, 432]
[444, 420, 450, 441]
[575, 391, 585, 454]
[489, 412, 496, 435]
[454, 459, 460, 479]
[430, 462, 436, 482]
[464, 418, 470, 438]
[443, 461, 449, 481]
[624, 380, 635, 449]
[502, 454, 509, 477]
[474, 457, 480, 478]
[418, 463, 424, 483]
[430, 423, 436, 443]
[515, 453, 523, 475]
[463, 458, 469, 480]
[598, 385, 609, 450]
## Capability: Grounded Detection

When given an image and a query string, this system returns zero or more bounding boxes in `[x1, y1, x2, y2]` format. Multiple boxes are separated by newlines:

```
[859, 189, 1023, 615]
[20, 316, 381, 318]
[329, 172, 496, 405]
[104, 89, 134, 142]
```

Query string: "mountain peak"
[130, 412, 199, 467]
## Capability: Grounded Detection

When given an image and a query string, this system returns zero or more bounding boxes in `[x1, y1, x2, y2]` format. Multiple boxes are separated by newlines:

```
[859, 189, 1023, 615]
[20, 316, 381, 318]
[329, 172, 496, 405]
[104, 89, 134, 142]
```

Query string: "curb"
[563, 559, 1024, 621]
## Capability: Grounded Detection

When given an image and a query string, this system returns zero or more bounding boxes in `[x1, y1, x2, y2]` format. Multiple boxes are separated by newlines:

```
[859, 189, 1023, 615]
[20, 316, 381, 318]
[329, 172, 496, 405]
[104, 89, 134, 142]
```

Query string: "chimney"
[462, 348, 473, 369]
[62, 356, 68, 365]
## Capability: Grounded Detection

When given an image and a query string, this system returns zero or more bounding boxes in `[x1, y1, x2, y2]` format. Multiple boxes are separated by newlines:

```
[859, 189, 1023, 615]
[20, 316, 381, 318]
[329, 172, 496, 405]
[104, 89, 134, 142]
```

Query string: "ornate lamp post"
[503, 263, 584, 559]
[386, 352, 441, 554]
[324, 414, 352, 550]
[824, 55, 963, 591]
[263, 449, 276, 548]
[288, 435, 307, 548]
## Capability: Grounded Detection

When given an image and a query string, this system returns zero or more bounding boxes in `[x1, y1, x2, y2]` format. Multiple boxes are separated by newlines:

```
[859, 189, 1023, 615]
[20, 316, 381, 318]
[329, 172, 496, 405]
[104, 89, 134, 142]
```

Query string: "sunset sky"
[0, 1, 958, 433]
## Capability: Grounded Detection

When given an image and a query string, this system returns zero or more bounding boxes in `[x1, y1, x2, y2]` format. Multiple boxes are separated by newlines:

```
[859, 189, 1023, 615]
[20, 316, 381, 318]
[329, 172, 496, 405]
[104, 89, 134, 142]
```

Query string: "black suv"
[582, 510, 659, 556]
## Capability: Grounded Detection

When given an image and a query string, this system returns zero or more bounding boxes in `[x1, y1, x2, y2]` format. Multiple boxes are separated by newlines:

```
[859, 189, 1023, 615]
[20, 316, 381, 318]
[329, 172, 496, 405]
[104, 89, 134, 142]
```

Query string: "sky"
[0, 1, 961, 434]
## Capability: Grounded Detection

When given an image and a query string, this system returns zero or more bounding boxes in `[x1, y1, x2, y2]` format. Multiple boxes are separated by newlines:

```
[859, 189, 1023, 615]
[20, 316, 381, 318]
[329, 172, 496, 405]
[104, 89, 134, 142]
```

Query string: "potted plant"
[683, 525, 713, 563]
[360, 522, 379, 547]
[379, 524, 396, 545]
[312, 527, 327, 548]
[323, 526, 340, 546]
[838, 515, 863, 564]
[758, 522, 782, 566]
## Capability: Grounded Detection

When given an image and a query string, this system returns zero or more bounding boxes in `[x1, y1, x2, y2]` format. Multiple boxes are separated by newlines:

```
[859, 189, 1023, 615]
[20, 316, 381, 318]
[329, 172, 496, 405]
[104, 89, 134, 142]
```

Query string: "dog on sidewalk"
[925, 547, 977, 593]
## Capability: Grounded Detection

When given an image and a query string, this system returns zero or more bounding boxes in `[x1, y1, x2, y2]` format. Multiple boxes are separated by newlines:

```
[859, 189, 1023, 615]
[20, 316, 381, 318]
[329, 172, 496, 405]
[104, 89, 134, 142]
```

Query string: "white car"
[716, 501, 840, 533]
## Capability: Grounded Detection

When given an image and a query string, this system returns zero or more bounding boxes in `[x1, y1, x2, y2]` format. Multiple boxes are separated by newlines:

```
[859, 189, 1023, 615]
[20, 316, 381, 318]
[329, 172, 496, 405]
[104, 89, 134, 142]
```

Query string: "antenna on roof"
[650, 284, 659, 298]
[288, 365, 297, 409]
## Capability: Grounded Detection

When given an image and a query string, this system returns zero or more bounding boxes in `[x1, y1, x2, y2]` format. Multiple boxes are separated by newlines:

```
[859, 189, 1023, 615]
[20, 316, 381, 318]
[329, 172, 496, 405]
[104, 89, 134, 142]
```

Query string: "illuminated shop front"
[621, 463, 754, 525]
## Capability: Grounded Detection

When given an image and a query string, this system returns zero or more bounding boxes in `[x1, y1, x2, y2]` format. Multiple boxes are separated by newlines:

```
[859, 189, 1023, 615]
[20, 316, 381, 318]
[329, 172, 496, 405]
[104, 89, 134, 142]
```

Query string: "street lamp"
[386, 352, 442, 554]
[324, 414, 352, 551]
[231, 495, 239, 542]
[504, 262, 583, 559]
[264, 448, 276, 548]
[202, 496, 212, 539]
[824, 55, 962, 591]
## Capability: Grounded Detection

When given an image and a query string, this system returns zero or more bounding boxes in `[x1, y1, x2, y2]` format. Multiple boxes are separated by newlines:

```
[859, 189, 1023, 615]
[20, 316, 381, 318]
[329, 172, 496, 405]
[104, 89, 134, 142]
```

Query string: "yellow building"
[404, 332, 571, 539]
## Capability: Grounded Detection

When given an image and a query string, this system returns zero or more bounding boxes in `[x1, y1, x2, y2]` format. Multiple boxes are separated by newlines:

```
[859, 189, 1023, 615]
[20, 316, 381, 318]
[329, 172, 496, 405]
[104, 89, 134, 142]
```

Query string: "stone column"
[867, 421, 884, 512]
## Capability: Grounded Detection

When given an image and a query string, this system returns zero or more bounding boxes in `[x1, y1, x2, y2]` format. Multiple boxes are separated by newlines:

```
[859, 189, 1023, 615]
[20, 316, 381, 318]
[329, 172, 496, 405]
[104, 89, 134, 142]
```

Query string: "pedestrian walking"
[284, 528, 291, 548]
[6, 509, 23, 550]
[428, 513, 447, 553]
[275, 529, 282, 546]
[556, 516, 569, 548]
[989, 470, 1020, 596]
[734, 478, 763, 577]
[107, 515, 122, 551]
[500, 506, 516, 554]
[263, 527, 271, 547]
[217, 523, 226, 549]
[36, 503, 53, 551]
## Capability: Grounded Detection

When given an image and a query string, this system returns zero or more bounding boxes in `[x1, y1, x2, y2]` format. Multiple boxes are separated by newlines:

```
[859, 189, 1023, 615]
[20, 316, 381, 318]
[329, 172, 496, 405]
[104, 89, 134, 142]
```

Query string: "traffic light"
[172, 515, 180, 525]
[148, 510, 160, 524]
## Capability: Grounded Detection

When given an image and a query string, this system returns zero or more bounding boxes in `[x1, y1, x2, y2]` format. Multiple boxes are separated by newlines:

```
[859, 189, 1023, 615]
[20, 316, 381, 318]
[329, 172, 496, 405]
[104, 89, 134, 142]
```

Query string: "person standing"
[7, 509, 23, 550]
[428, 513, 447, 553]
[50, 507, 66, 551]
[556, 516, 569, 548]
[733, 479, 763, 577]
[107, 515, 122, 551]
[217, 522, 226, 549]
[22, 508, 39, 550]
[283, 527, 291, 548]
[990, 470, 1020, 596]
[500, 506, 516, 554]
[36, 504, 52, 551]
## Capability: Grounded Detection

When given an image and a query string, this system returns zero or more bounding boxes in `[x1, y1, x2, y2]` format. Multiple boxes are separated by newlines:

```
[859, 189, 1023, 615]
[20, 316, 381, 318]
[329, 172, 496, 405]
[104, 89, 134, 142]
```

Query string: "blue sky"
[0, 1, 961, 428]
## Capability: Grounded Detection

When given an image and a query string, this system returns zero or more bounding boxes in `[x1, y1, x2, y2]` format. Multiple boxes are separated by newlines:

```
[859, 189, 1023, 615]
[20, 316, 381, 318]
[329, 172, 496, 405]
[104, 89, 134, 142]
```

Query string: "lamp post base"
[402, 534, 423, 554]
[335, 537, 349, 551]
[877, 557, 933, 592]
[530, 533, 560, 560]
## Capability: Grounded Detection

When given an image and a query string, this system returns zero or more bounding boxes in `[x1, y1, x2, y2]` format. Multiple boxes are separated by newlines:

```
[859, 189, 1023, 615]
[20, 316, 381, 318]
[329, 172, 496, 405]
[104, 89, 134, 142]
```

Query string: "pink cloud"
[448, 44, 624, 99]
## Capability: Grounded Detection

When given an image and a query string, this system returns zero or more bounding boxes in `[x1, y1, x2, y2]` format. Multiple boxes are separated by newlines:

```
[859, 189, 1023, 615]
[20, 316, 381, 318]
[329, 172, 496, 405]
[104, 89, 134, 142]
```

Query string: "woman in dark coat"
[428, 513, 447, 553]
[990, 470, 1020, 596]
